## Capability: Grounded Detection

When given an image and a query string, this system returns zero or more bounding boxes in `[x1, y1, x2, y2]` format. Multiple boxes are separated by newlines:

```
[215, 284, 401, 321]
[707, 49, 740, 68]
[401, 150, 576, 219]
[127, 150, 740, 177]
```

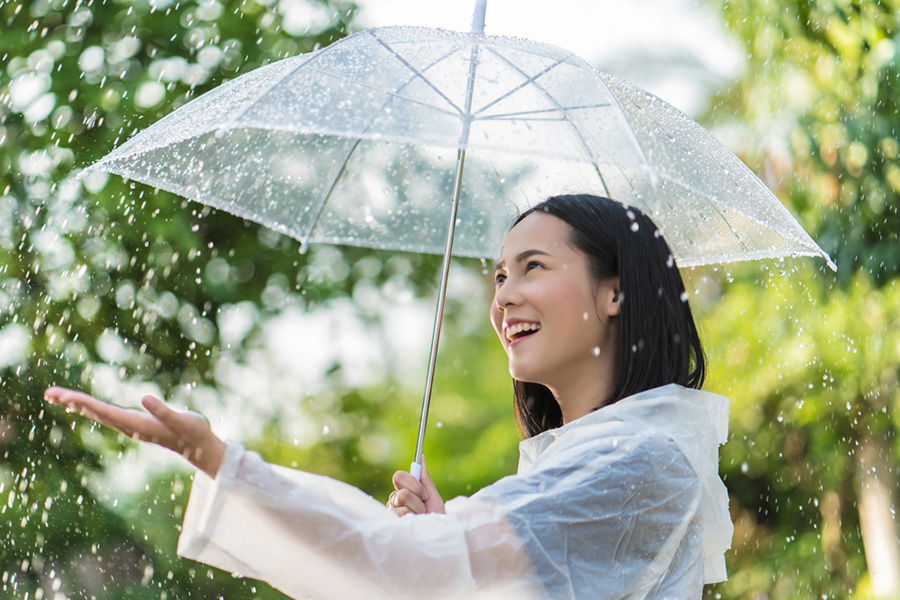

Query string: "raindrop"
[592, 346, 600, 357]
[679, 291, 689, 302]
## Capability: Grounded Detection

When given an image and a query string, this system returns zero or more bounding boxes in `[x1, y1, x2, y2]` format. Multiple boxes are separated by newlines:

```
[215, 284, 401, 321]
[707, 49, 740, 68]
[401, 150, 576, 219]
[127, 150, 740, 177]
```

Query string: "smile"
[505, 321, 541, 343]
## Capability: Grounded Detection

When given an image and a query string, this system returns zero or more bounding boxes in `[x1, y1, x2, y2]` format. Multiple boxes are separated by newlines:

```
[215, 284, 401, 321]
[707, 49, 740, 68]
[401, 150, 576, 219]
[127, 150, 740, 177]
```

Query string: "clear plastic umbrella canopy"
[84, 12, 835, 477]
[88, 26, 834, 269]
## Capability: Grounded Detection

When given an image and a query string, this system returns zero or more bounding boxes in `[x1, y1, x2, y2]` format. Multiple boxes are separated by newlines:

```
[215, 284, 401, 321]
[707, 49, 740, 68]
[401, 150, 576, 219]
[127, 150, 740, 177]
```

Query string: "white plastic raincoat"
[177, 383, 733, 599]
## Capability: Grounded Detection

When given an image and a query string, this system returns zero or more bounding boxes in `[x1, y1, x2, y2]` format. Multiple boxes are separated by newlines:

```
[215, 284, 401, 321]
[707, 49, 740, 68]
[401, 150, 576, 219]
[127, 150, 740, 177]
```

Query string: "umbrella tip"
[471, 0, 486, 34]
[824, 253, 837, 272]
[299, 239, 310, 254]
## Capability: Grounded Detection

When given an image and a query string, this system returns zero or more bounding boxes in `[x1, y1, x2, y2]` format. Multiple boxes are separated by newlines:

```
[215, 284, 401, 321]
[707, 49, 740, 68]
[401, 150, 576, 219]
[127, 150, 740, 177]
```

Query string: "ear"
[596, 277, 621, 317]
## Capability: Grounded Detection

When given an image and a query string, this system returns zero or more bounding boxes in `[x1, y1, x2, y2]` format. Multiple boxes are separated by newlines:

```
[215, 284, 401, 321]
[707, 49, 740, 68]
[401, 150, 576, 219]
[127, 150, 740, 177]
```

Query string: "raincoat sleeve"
[177, 422, 703, 599]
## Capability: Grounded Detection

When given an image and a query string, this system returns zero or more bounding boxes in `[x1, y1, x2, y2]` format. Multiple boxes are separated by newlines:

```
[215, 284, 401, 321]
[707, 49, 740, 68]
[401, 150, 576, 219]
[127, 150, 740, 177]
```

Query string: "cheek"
[489, 302, 502, 338]
[543, 281, 596, 333]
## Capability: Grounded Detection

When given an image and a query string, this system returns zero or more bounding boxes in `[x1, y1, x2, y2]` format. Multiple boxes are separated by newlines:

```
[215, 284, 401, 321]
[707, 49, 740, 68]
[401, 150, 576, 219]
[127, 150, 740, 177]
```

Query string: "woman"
[44, 194, 733, 599]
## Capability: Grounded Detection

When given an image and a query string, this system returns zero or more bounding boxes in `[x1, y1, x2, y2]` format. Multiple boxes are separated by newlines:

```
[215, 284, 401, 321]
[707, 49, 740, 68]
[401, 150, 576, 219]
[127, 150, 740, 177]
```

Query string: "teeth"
[506, 322, 541, 341]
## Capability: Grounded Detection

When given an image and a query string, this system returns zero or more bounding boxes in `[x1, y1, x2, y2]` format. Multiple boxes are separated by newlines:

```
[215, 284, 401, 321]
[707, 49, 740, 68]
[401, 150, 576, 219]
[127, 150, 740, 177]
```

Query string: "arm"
[179, 423, 703, 600]
[42, 388, 510, 596]
[178, 441, 494, 599]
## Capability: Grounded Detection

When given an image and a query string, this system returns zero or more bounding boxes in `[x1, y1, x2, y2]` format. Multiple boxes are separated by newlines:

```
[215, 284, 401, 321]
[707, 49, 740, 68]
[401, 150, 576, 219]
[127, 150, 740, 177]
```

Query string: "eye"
[525, 260, 544, 272]
[494, 272, 507, 285]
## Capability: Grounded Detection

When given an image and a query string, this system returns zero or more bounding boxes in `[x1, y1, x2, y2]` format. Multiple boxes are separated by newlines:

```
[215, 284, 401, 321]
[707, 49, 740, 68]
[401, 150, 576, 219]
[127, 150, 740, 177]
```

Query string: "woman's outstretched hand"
[43, 386, 226, 479]
[388, 457, 445, 516]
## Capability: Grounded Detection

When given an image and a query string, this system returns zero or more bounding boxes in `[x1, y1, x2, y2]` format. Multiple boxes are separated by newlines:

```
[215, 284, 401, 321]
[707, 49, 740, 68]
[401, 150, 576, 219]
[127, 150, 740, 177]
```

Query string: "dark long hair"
[511, 194, 706, 438]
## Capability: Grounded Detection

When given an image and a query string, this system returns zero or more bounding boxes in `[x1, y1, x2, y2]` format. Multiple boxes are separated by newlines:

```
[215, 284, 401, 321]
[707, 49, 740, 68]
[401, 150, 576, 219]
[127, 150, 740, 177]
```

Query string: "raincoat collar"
[517, 383, 733, 584]
[518, 383, 728, 461]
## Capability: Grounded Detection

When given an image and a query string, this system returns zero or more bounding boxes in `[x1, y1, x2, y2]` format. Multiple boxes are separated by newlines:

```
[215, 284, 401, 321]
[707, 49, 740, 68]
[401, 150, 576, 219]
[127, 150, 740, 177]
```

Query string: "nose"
[493, 277, 522, 312]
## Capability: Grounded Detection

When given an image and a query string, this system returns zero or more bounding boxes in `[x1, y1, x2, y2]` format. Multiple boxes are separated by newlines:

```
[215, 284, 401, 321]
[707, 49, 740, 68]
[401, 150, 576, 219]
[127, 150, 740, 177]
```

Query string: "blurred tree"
[700, 0, 899, 598]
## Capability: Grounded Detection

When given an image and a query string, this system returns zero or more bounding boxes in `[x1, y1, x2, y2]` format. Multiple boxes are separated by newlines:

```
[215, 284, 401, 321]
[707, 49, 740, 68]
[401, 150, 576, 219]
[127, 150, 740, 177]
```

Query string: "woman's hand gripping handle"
[387, 457, 445, 516]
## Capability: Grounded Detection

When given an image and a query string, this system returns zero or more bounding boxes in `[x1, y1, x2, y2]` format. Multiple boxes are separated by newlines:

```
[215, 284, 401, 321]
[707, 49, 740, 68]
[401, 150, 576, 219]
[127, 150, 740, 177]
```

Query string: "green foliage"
[700, 0, 899, 597]
[712, 0, 899, 285]
[700, 266, 897, 598]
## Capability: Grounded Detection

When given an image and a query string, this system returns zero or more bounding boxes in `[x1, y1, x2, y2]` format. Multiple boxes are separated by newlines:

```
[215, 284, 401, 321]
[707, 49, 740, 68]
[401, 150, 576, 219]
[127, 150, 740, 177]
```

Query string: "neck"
[544, 344, 617, 424]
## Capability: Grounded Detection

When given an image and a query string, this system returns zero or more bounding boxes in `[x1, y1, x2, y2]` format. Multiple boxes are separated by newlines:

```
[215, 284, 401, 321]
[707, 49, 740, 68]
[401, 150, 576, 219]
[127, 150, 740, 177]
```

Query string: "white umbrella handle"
[410, 461, 423, 481]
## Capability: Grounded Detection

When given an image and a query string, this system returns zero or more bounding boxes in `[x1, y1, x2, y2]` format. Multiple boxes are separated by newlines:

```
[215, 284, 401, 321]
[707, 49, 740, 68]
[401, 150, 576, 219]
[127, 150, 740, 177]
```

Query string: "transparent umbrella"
[82, 0, 835, 479]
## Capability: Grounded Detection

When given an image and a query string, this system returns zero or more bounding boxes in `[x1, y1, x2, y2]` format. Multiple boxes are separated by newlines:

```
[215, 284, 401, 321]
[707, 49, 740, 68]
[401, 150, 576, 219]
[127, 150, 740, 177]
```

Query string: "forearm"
[192, 433, 226, 479]
[177, 442, 479, 599]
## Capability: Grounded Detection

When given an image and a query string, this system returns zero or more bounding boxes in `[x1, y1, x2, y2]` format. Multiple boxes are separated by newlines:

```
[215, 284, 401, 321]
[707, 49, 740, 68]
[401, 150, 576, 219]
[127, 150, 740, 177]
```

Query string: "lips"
[503, 320, 542, 344]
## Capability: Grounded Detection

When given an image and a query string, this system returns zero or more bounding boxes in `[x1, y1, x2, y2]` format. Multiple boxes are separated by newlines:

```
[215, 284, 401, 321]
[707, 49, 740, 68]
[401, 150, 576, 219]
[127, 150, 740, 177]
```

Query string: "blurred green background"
[0, 0, 897, 598]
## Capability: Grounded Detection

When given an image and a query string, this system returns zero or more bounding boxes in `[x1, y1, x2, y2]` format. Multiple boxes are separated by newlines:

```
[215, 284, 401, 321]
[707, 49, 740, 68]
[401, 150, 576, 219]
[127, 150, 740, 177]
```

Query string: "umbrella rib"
[303, 65, 462, 119]
[591, 75, 659, 182]
[639, 102, 826, 249]
[471, 55, 569, 117]
[91, 52, 328, 166]
[301, 47, 464, 247]
[483, 46, 598, 161]
[478, 103, 612, 120]
[367, 30, 466, 117]
[662, 174, 817, 250]
[483, 47, 611, 193]
[299, 137, 363, 251]
[217, 40, 352, 131]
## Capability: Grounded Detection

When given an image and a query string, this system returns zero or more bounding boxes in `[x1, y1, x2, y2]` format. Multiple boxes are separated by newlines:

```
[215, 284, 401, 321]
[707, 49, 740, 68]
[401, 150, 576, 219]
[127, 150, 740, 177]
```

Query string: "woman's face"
[490, 212, 620, 386]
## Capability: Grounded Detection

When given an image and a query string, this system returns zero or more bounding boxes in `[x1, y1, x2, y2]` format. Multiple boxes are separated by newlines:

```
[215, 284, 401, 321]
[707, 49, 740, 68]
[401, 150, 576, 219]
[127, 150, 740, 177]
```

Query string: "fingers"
[387, 488, 426, 515]
[420, 456, 437, 488]
[45, 387, 138, 434]
[140, 395, 188, 434]
[392, 470, 427, 501]
[418, 456, 446, 514]
[44, 386, 174, 447]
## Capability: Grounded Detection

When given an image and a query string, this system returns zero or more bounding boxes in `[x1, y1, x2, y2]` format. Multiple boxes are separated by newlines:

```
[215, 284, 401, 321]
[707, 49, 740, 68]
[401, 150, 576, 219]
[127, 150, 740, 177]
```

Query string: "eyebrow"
[493, 249, 552, 272]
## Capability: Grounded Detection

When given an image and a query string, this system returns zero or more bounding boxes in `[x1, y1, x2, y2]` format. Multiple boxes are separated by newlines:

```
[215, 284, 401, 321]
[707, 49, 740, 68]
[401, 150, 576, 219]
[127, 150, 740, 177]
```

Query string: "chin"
[507, 361, 546, 386]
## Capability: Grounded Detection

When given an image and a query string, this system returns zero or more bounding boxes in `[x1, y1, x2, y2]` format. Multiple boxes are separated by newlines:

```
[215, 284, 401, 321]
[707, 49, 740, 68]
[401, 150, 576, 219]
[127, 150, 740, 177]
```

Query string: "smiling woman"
[495, 195, 706, 436]
[44, 194, 732, 599]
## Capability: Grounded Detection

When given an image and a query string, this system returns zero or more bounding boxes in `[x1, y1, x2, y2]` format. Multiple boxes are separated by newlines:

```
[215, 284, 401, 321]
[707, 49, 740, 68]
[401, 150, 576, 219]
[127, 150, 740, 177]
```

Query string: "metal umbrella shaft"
[410, 0, 486, 481]
[410, 149, 466, 481]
